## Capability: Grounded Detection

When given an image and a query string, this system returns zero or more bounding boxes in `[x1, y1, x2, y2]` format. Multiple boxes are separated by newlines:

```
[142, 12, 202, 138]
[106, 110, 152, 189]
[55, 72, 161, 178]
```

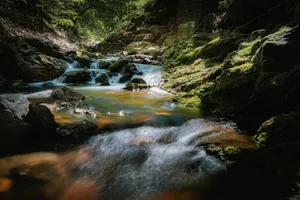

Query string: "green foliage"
[37, 0, 152, 39]
[218, 0, 229, 12]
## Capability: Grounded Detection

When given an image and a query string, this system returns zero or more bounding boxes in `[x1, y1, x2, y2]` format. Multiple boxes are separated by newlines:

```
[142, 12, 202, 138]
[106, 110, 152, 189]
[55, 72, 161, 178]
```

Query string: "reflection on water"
[53, 87, 203, 129]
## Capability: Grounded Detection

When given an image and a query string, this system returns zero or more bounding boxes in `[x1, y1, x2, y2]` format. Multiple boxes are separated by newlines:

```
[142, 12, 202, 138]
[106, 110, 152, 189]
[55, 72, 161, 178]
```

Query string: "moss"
[229, 62, 254, 74]
[254, 132, 269, 148]
[176, 95, 201, 107]
[229, 38, 262, 66]
[207, 146, 240, 163]
[200, 36, 241, 61]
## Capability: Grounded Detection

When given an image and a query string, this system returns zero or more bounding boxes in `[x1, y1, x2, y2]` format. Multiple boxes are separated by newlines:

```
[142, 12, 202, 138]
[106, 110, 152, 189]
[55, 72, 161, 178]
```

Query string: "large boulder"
[0, 94, 30, 120]
[0, 108, 33, 155]
[25, 104, 58, 135]
[25, 54, 66, 82]
[51, 87, 85, 101]
[0, 37, 66, 82]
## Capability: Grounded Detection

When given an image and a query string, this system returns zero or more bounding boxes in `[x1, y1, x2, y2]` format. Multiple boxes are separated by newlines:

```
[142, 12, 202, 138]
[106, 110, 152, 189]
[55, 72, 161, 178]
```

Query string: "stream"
[0, 58, 255, 200]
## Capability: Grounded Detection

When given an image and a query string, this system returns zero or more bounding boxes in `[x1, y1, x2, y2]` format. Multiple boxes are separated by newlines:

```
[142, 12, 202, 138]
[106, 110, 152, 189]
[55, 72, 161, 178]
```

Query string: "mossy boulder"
[200, 37, 241, 61]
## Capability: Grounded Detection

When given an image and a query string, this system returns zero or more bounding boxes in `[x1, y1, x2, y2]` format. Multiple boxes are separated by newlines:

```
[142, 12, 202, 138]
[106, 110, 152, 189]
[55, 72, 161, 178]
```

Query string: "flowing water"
[0, 58, 255, 200]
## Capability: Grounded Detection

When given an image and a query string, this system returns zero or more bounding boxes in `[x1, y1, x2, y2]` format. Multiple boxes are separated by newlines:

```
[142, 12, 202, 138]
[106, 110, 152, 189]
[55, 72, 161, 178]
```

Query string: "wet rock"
[108, 59, 131, 73]
[95, 73, 109, 84]
[57, 120, 98, 138]
[124, 63, 143, 75]
[25, 54, 66, 82]
[100, 61, 112, 69]
[0, 94, 30, 120]
[72, 108, 97, 118]
[119, 74, 133, 83]
[124, 78, 148, 90]
[100, 82, 110, 86]
[0, 108, 33, 154]
[74, 56, 93, 68]
[25, 104, 59, 135]
[51, 87, 85, 101]
[65, 71, 91, 83]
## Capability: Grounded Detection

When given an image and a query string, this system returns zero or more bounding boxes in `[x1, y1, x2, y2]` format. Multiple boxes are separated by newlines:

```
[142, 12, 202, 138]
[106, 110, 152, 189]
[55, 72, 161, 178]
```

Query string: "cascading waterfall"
[28, 57, 163, 89]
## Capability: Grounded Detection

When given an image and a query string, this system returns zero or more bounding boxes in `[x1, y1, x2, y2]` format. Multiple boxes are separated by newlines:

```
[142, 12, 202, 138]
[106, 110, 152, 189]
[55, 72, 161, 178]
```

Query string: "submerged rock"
[57, 120, 98, 138]
[25, 104, 59, 135]
[51, 87, 85, 101]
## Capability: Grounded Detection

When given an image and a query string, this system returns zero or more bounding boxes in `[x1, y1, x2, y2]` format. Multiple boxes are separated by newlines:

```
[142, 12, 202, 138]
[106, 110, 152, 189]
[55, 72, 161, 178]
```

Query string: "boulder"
[254, 111, 300, 148]
[108, 59, 131, 73]
[119, 74, 133, 83]
[0, 94, 30, 120]
[25, 104, 58, 135]
[0, 37, 66, 82]
[124, 78, 148, 90]
[95, 73, 109, 84]
[57, 120, 98, 138]
[65, 71, 91, 83]
[74, 56, 93, 68]
[100, 61, 112, 69]
[51, 87, 85, 101]
[0, 108, 33, 155]
[25, 54, 66, 82]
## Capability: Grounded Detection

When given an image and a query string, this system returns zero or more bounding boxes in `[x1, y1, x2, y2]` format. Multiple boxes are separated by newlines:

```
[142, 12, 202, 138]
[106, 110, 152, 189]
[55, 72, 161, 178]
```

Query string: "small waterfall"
[110, 74, 122, 84]
[132, 64, 162, 86]
[66, 60, 81, 71]
[90, 60, 100, 69]
[89, 69, 111, 84]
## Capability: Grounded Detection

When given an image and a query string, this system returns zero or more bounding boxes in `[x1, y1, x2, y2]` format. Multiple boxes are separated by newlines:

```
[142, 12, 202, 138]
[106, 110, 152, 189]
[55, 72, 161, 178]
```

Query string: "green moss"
[176, 95, 201, 107]
[266, 26, 292, 40]
[207, 146, 240, 163]
[230, 38, 262, 66]
[229, 62, 254, 73]
[254, 132, 269, 148]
